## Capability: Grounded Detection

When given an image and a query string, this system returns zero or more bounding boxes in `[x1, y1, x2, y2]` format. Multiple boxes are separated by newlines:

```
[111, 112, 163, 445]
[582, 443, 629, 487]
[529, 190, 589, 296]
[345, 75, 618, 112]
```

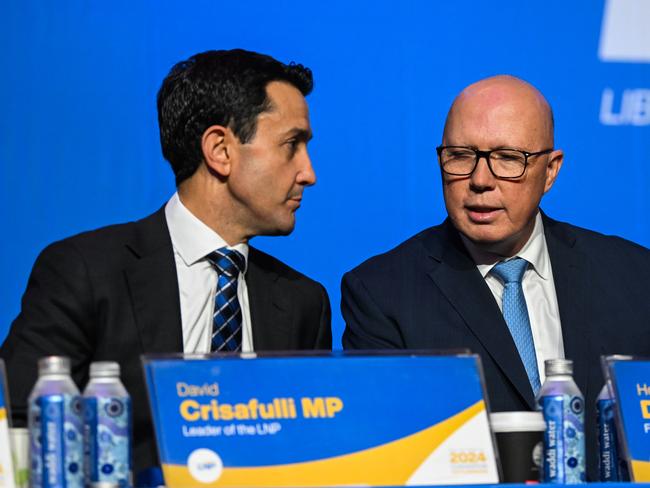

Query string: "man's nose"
[297, 151, 316, 186]
[469, 155, 496, 191]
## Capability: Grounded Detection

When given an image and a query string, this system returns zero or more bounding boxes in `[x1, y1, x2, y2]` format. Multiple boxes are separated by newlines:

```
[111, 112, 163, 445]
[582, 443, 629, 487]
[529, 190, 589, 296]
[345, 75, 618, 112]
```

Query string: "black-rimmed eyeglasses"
[436, 146, 554, 179]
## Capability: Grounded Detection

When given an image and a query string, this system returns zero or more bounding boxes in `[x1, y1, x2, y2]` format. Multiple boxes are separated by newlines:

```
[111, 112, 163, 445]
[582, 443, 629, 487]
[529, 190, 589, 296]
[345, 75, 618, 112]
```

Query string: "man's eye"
[286, 140, 299, 154]
[448, 150, 474, 159]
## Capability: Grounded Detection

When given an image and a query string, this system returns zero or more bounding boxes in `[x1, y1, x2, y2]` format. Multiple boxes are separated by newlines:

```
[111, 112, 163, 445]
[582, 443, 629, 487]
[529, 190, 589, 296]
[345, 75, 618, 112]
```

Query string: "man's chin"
[256, 220, 296, 238]
[459, 228, 526, 258]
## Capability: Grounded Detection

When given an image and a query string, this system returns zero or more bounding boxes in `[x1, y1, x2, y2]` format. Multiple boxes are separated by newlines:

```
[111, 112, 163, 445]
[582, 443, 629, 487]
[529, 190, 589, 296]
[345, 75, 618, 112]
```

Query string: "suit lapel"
[543, 214, 590, 397]
[124, 208, 183, 354]
[247, 248, 293, 351]
[423, 222, 537, 408]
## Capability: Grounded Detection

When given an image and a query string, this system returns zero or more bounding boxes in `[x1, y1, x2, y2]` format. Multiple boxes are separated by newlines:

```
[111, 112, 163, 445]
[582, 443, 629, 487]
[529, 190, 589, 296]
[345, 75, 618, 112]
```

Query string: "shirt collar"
[164, 192, 249, 270]
[460, 211, 550, 280]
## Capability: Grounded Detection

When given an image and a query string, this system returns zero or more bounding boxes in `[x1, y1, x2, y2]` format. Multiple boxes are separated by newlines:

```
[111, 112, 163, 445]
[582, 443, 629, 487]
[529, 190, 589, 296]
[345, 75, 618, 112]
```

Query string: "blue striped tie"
[206, 247, 246, 352]
[491, 258, 541, 395]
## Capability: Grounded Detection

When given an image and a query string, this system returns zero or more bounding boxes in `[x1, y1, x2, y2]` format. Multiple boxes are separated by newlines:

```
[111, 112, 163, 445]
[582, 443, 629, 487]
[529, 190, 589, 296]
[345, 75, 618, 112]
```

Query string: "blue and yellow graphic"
[144, 354, 498, 486]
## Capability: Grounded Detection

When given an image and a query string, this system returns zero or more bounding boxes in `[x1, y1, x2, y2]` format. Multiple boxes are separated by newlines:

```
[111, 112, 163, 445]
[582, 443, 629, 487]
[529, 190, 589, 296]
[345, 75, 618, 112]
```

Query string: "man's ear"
[543, 149, 564, 194]
[201, 125, 236, 177]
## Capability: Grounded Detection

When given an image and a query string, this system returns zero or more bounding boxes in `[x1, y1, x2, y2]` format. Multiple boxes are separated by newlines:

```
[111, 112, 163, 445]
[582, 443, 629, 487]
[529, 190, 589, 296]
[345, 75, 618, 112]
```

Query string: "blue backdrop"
[1, 0, 648, 348]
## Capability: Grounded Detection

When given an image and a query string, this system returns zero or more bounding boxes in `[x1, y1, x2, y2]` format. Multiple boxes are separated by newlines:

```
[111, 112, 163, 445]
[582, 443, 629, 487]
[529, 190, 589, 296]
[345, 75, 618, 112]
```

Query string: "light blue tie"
[491, 258, 541, 395]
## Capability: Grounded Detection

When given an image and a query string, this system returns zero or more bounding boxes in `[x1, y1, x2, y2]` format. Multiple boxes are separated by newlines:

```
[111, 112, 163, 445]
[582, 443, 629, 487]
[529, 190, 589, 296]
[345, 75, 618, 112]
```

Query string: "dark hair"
[157, 49, 313, 185]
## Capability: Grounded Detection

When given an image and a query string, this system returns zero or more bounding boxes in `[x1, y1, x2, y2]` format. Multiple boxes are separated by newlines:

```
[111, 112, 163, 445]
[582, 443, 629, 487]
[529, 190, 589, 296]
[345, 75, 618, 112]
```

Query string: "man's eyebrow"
[284, 127, 313, 141]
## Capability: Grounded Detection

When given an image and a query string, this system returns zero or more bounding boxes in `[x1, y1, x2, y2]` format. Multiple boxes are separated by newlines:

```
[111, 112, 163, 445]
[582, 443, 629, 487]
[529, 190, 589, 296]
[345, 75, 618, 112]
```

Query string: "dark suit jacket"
[342, 213, 650, 479]
[0, 207, 331, 473]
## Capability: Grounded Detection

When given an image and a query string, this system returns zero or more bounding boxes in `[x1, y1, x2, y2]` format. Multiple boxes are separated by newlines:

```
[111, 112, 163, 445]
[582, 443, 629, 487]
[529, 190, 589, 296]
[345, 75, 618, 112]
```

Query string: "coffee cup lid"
[490, 411, 546, 432]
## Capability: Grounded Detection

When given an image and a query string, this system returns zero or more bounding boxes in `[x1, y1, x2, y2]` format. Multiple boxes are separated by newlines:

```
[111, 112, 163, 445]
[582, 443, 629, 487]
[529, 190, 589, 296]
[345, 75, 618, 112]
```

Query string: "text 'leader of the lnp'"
[0, 49, 332, 475]
[341, 75, 650, 478]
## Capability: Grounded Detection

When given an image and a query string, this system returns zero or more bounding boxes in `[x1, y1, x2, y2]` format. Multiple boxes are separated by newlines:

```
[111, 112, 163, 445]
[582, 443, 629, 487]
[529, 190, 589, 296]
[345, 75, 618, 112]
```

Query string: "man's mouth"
[465, 205, 503, 223]
[287, 196, 302, 208]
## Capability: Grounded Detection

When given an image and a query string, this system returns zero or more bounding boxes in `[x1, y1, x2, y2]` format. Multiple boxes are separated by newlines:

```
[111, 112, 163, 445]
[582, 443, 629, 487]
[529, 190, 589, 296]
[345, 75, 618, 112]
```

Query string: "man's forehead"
[265, 80, 307, 106]
[260, 81, 307, 113]
[255, 95, 311, 142]
[257, 104, 311, 133]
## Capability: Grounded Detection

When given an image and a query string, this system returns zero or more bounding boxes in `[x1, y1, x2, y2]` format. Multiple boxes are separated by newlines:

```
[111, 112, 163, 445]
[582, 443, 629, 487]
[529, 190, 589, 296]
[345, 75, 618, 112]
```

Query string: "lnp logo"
[600, 88, 650, 126]
[599, 0, 650, 63]
[187, 448, 223, 483]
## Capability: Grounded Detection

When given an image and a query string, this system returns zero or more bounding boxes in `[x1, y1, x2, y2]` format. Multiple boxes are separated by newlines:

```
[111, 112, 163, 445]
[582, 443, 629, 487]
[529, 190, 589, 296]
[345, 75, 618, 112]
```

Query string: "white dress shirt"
[461, 212, 564, 383]
[165, 193, 254, 353]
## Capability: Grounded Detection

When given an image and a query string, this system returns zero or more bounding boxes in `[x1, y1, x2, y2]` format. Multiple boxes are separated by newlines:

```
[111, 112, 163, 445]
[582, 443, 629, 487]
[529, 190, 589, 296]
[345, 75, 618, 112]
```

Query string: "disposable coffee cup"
[10, 427, 29, 488]
[490, 411, 545, 483]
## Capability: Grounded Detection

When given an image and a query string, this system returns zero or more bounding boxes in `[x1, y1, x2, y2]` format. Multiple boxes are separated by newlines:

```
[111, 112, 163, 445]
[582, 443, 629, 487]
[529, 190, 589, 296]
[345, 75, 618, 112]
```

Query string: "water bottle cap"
[545, 358, 573, 376]
[89, 361, 120, 378]
[38, 356, 70, 375]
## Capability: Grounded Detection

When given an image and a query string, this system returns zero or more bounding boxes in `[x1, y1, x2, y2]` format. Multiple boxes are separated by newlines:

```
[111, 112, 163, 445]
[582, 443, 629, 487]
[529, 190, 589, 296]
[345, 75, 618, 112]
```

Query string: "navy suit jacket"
[342, 213, 650, 478]
[0, 207, 332, 474]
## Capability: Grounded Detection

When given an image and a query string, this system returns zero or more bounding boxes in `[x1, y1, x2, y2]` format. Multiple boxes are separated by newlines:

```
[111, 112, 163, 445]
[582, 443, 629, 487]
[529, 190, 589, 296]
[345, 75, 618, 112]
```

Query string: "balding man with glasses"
[341, 75, 650, 479]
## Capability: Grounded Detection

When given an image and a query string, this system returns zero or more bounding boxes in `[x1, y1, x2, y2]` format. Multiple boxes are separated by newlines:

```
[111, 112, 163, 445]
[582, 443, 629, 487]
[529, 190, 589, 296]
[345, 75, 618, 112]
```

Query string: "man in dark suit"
[341, 75, 650, 477]
[0, 49, 331, 475]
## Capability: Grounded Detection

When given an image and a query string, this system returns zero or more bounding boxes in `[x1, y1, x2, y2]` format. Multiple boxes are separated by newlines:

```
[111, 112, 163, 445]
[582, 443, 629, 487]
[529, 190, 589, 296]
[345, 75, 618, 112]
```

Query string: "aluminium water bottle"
[28, 356, 84, 488]
[83, 361, 132, 487]
[537, 358, 586, 484]
[596, 381, 629, 481]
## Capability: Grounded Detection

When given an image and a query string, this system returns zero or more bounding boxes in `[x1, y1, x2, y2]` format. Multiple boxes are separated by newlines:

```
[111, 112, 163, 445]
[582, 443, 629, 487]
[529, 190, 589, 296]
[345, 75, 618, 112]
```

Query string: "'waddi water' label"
[541, 394, 586, 484]
[30, 394, 83, 488]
